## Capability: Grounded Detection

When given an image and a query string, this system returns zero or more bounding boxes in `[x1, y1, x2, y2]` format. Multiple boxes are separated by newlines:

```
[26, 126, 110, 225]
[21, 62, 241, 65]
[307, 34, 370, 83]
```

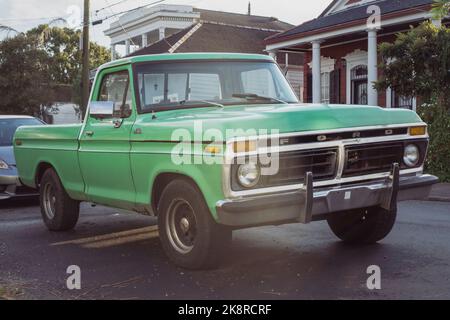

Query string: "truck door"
[79, 67, 137, 209]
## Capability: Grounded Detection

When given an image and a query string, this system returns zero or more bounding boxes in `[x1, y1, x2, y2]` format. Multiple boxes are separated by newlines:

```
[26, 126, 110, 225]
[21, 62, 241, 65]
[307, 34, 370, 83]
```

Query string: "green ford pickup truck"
[14, 53, 438, 269]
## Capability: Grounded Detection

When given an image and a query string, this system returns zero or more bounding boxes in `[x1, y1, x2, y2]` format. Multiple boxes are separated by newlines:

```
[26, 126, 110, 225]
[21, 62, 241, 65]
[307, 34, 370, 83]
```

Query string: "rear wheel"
[40, 168, 80, 231]
[327, 206, 397, 244]
[158, 179, 232, 269]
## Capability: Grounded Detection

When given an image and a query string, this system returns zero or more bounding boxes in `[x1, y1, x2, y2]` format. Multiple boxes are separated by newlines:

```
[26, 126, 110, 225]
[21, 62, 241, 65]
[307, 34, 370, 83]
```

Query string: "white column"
[367, 29, 378, 106]
[142, 34, 148, 48]
[125, 39, 131, 56]
[159, 27, 166, 40]
[110, 44, 116, 61]
[312, 40, 322, 104]
[432, 19, 442, 27]
[268, 50, 277, 62]
[386, 87, 392, 108]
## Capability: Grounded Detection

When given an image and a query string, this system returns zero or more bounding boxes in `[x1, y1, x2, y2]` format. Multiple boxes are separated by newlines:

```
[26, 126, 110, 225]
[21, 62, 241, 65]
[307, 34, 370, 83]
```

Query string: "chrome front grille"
[231, 147, 338, 191]
[343, 142, 404, 177]
[262, 148, 338, 186]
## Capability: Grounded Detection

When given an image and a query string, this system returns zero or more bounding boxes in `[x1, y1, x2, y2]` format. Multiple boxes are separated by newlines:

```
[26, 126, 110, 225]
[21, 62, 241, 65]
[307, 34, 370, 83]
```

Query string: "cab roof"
[99, 52, 274, 72]
[0, 115, 36, 119]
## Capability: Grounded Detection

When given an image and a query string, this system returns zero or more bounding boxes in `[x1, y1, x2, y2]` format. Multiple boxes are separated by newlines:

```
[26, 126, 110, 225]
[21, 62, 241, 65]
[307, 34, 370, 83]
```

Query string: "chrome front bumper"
[216, 165, 438, 228]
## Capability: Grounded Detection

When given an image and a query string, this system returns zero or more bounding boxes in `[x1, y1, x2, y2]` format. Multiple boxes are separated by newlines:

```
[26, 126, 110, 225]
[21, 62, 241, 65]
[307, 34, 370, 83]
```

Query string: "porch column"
[159, 27, 166, 40]
[142, 33, 148, 48]
[110, 43, 116, 61]
[386, 87, 392, 108]
[125, 39, 131, 56]
[311, 40, 322, 104]
[367, 29, 378, 106]
[431, 18, 442, 27]
[268, 50, 277, 62]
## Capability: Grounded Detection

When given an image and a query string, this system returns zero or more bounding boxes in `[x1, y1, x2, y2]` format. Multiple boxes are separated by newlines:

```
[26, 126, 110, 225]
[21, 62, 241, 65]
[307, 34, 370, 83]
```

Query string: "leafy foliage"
[431, 0, 450, 20]
[376, 22, 450, 181]
[0, 25, 112, 115]
[0, 34, 55, 115]
[418, 104, 450, 181]
[376, 22, 450, 110]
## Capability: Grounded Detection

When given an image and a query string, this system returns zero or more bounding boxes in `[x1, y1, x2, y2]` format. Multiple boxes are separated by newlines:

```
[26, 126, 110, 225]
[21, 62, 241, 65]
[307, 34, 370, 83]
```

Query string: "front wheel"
[40, 168, 80, 231]
[158, 179, 232, 269]
[327, 206, 397, 244]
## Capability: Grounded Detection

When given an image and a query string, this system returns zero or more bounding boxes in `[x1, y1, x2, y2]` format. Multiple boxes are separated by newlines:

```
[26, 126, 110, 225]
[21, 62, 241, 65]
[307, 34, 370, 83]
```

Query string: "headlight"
[0, 159, 9, 170]
[403, 144, 420, 167]
[237, 163, 260, 188]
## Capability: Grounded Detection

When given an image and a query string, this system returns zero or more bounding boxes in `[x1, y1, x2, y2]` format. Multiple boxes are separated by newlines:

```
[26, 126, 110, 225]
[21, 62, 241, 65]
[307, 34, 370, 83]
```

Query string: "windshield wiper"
[232, 93, 288, 105]
[179, 100, 224, 109]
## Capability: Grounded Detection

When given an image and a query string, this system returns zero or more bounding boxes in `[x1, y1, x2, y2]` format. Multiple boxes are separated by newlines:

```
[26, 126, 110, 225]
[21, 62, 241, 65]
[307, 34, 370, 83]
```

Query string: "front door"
[79, 67, 137, 209]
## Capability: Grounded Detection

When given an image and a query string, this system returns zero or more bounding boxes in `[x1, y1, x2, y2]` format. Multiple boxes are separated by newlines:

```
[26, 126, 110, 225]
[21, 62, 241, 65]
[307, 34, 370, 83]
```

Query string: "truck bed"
[14, 124, 87, 200]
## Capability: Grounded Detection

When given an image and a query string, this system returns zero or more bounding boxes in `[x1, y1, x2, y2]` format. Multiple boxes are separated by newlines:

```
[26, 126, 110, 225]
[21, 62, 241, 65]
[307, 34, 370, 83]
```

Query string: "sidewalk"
[428, 183, 450, 202]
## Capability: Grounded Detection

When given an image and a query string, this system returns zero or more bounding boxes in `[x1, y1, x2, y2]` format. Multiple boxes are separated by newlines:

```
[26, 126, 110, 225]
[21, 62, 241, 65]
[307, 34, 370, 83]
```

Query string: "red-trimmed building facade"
[266, 0, 444, 110]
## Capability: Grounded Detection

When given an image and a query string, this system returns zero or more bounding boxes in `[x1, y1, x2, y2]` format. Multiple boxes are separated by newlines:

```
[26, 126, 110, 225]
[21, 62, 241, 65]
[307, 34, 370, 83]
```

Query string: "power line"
[0, 16, 63, 23]
[95, 0, 131, 15]
[92, 0, 165, 25]
[102, 0, 137, 47]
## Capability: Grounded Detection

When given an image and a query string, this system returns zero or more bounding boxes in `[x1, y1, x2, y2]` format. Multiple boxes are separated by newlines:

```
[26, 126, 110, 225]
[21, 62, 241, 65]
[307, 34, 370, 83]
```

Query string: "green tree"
[431, 0, 450, 20]
[0, 24, 112, 115]
[26, 25, 112, 107]
[26, 25, 112, 85]
[376, 22, 450, 181]
[0, 34, 55, 115]
[376, 22, 450, 110]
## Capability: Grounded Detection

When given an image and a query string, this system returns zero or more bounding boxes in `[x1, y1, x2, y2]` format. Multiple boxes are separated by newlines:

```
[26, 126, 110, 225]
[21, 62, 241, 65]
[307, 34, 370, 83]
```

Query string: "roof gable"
[321, 0, 380, 17]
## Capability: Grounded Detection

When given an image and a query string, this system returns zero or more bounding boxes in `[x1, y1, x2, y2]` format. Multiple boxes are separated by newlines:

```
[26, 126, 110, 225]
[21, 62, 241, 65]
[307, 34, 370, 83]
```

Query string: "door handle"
[85, 131, 94, 137]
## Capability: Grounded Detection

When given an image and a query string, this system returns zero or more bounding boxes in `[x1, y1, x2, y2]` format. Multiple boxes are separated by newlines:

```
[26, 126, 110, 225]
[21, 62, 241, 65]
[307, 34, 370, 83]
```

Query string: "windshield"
[0, 118, 43, 146]
[135, 60, 299, 112]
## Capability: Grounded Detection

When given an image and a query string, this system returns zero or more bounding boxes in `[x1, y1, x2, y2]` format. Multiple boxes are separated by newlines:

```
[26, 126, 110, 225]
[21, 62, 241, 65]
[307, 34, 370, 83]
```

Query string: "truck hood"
[134, 103, 423, 141]
[0, 146, 15, 165]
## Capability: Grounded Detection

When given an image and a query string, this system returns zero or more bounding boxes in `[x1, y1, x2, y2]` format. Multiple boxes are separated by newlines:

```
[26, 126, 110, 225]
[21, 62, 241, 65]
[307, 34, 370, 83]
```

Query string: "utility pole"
[81, 0, 90, 119]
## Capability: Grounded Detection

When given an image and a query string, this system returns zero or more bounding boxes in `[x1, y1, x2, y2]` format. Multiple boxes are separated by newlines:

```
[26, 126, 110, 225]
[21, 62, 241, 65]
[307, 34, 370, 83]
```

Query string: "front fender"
[131, 152, 224, 220]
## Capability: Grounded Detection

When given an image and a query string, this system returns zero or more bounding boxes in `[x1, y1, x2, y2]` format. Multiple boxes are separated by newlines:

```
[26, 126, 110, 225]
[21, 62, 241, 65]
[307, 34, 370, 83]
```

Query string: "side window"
[98, 71, 132, 118]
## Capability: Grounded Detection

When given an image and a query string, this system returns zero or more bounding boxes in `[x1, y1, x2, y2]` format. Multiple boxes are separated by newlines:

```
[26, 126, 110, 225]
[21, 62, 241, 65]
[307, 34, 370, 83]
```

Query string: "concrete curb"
[428, 196, 450, 202]
[427, 183, 450, 203]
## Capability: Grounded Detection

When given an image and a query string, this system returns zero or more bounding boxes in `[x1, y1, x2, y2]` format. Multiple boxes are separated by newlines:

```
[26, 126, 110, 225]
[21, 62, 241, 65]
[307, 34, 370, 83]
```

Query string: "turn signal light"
[410, 126, 426, 136]
[233, 140, 257, 153]
[204, 145, 222, 154]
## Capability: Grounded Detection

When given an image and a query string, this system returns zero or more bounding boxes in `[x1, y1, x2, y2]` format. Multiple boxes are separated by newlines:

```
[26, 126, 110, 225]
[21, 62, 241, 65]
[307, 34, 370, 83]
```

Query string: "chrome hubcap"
[43, 183, 56, 220]
[180, 217, 190, 234]
[166, 199, 197, 254]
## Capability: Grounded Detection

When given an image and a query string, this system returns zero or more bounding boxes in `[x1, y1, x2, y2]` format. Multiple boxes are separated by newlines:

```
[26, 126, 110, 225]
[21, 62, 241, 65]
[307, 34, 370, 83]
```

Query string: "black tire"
[40, 168, 80, 231]
[157, 179, 232, 270]
[327, 206, 397, 244]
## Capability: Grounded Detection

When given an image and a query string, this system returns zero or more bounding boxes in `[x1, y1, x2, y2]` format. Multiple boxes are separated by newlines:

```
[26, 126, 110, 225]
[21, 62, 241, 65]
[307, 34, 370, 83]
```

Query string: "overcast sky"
[0, 0, 331, 48]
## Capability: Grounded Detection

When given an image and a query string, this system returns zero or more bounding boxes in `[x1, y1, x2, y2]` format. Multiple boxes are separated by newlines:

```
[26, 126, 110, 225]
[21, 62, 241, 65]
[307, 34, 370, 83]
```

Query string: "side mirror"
[89, 101, 115, 119]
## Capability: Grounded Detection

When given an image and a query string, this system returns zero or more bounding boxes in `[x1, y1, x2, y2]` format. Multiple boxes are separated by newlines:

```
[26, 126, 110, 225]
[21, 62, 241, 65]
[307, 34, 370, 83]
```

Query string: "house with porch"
[265, 0, 444, 110]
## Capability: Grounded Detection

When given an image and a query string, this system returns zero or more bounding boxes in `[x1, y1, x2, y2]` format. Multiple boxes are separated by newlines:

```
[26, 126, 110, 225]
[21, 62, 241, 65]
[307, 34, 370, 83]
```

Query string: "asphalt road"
[1, 198, 449, 300]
